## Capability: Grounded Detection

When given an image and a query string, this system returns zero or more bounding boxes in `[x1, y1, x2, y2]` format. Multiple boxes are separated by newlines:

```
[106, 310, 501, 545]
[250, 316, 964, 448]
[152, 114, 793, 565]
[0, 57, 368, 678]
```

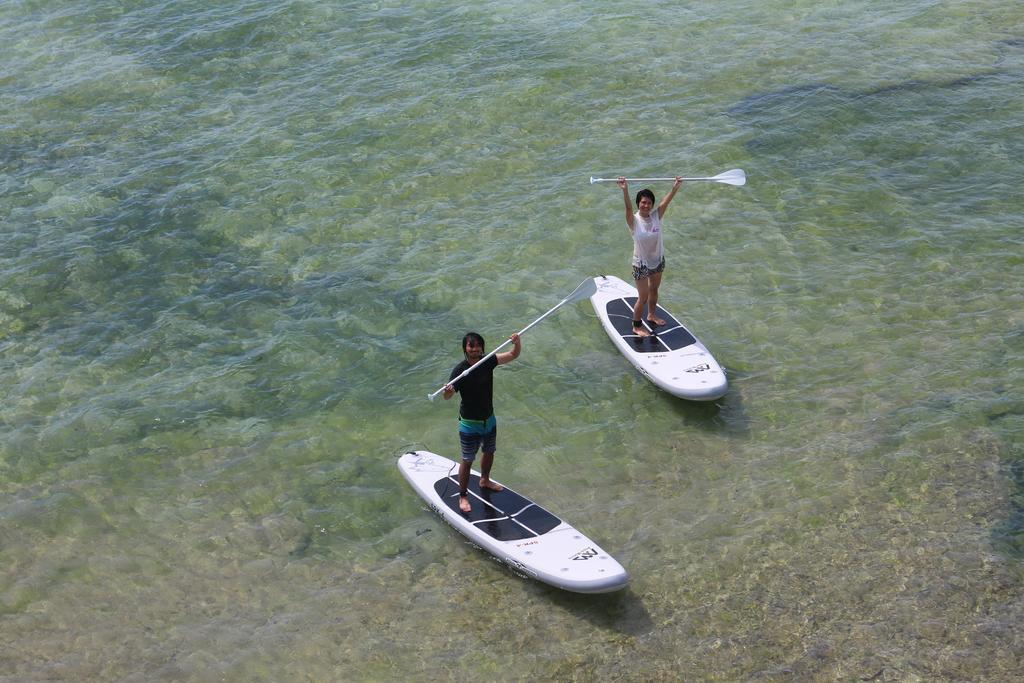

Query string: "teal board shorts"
[458, 415, 497, 462]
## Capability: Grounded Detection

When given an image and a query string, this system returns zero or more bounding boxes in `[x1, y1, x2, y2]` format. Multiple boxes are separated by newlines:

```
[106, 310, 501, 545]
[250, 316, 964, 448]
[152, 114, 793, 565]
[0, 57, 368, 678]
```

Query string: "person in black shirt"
[442, 331, 522, 513]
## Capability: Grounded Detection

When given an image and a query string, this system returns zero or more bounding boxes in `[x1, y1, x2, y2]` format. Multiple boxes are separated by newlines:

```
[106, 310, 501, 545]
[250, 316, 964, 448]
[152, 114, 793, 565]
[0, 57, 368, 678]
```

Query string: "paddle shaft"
[427, 278, 597, 401]
[597, 177, 717, 182]
[590, 169, 746, 186]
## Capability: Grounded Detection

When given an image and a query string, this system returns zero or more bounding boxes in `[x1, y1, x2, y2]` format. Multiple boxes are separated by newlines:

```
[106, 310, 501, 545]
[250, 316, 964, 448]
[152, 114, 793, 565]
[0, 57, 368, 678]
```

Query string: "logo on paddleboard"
[570, 547, 599, 561]
[684, 363, 711, 373]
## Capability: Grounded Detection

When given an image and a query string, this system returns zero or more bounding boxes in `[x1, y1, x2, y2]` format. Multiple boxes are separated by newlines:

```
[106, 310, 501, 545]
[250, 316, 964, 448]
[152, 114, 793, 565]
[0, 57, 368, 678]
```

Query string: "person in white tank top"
[617, 176, 683, 337]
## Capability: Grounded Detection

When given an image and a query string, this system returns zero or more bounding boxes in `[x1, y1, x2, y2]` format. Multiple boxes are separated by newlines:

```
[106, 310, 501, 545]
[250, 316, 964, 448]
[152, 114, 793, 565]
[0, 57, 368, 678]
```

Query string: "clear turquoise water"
[2, 0, 1023, 680]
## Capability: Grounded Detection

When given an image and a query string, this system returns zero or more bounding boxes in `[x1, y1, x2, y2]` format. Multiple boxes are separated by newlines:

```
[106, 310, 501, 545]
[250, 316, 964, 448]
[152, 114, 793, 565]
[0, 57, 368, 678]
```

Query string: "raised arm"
[617, 177, 635, 231]
[657, 177, 683, 219]
[496, 333, 521, 365]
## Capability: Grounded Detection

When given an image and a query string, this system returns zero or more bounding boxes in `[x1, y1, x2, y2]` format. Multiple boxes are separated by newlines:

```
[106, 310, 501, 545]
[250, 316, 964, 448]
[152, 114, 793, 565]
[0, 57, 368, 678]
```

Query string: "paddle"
[589, 168, 746, 187]
[427, 278, 599, 401]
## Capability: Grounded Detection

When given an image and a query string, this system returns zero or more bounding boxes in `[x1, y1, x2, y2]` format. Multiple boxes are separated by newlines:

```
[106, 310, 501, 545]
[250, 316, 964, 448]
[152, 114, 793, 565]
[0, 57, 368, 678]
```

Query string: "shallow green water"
[2, 0, 1023, 680]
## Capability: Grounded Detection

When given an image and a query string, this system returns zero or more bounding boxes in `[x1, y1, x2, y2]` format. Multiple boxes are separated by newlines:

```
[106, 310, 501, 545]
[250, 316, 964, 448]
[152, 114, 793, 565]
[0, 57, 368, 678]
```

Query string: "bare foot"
[648, 316, 667, 326]
[459, 495, 471, 513]
[632, 325, 650, 338]
[479, 479, 504, 492]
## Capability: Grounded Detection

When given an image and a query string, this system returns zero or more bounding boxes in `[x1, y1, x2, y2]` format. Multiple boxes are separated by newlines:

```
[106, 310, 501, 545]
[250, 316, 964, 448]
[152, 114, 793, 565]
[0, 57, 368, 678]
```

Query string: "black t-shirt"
[449, 355, 499, 421]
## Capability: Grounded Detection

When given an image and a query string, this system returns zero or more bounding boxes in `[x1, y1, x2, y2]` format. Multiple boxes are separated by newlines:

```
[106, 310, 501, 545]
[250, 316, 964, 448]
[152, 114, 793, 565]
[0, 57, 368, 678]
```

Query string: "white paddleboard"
[590, 274, 728, 400]
[398, 450, 628, 594]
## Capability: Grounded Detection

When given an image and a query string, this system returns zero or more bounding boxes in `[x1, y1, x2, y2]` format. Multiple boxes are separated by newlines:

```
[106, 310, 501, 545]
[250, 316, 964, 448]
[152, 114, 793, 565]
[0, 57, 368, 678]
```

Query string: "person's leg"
[646, 270, 666, 325]
[478, 452, 504, 491]
[633, 276, 651, 337]
[457, 459, 472, 512]
[457, 430, 481, 513]
[478, 425, 503, 491]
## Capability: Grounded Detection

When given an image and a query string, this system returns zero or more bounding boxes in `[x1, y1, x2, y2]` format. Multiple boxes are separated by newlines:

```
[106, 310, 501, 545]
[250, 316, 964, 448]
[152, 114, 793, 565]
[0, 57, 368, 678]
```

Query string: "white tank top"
[631, 210, 663, 268]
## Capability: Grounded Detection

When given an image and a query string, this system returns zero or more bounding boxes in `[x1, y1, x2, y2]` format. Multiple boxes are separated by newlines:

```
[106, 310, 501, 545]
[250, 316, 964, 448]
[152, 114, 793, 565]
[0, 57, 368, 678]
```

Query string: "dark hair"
[462, 332, 485, 359]
[635, 188, 656, 206]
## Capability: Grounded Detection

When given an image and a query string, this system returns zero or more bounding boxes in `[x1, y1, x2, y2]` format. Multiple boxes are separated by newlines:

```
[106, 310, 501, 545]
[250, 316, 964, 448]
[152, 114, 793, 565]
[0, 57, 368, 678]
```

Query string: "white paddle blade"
[515, 278, 599, 337]
[566, 277, 598, 302]
[712, 168, 746, 186]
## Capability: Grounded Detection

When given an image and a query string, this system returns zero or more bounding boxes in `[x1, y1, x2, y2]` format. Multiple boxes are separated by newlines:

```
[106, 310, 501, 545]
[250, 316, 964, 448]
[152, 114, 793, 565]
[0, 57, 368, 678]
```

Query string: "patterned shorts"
[458, 415, 497, 462]
[632, 256, 666, 281]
